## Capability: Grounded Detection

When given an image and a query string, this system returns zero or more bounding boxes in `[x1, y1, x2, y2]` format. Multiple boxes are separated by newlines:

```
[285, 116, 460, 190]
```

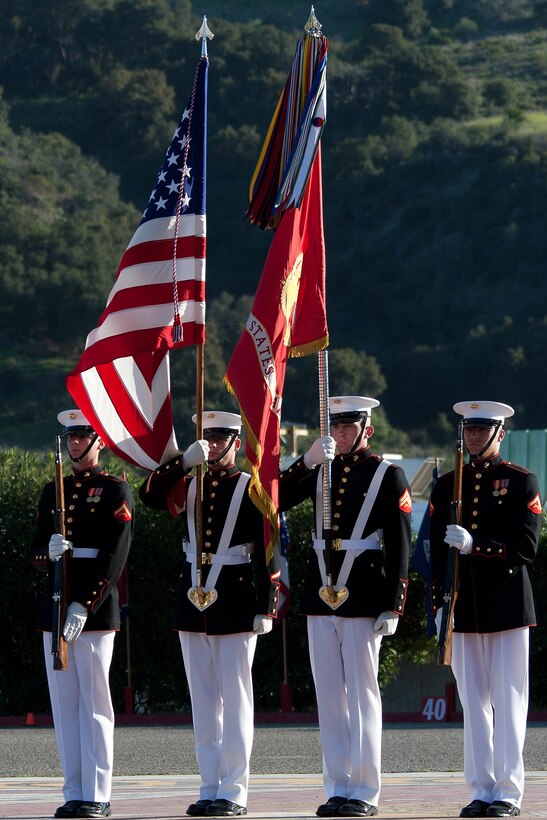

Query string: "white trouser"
[307, 616, 383, 806]
[179, 631, 257, 807]
[43, 631, 115, 803]
[452, 628, 530, 808]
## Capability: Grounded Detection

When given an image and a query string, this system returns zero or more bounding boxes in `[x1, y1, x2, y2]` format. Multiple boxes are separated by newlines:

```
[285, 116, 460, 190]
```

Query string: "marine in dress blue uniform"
[280, 397, 411, 818]
[139, 411, 279, 818]
[430, 401, 542, 819]
[32, 410, 134, 819]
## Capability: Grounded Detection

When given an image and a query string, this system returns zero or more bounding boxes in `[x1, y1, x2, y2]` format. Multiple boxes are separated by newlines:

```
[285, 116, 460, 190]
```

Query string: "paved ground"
[1, 725, 546, 819]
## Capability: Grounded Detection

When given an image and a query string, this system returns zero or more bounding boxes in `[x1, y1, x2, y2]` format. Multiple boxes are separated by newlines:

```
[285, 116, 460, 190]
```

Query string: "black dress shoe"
[316, 796, 348, 817]
[460, 800, 491, 817]
[205, 799, 247, 817]
[486, 802, 520, 817]
[187, 799, 214, 816]
[339, 800, 378, 817]
[54, 802, 84, 819]
[75, 804, 111, 818]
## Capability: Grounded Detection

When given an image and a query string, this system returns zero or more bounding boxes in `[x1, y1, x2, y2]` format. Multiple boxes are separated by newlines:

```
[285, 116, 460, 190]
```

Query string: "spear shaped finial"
[305, 5, 322, 37]
[195, 15, 214, 57]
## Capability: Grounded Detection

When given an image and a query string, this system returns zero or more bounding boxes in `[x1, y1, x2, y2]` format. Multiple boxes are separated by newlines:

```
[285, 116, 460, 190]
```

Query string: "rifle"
[437, 420, 464, 666]
[51, 435, 69, 671]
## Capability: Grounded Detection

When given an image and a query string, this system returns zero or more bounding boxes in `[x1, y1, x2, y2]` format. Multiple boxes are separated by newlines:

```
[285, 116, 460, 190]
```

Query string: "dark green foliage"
[2, 5, 547, 446]
[530, 515, 547, 709]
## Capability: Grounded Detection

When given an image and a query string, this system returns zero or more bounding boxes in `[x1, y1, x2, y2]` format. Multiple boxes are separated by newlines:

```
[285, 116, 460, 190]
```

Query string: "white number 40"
[421, 696, 447, 722]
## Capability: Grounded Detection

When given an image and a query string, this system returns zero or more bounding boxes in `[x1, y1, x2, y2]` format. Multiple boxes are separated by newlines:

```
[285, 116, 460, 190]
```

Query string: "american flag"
[67, 56, 208, 470]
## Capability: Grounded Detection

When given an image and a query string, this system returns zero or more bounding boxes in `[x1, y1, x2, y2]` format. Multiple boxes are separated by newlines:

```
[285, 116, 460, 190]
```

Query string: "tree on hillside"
[362, 0, 431, 39]
[0, 111, 138, 352]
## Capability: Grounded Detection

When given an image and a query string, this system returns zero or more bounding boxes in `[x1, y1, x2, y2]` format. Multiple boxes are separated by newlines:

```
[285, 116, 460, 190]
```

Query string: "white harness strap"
[186, 472, 250, 590]
[314, 459, 391, 589]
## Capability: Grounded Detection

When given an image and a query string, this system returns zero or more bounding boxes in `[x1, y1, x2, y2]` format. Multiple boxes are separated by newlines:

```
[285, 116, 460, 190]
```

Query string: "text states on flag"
[67, 56, 209, 469]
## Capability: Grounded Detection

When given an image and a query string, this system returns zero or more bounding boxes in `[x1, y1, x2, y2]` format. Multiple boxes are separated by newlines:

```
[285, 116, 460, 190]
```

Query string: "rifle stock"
[52, 435, 69, 671]
[437, 421, 464, 666]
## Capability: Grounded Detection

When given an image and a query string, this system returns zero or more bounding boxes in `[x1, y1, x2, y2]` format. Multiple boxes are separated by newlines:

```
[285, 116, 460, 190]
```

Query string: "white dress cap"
[191, 410, 242, 432]
[453, 400, 514, 426]
[57, 408, 94, 432]
[329, 395, 380, 420]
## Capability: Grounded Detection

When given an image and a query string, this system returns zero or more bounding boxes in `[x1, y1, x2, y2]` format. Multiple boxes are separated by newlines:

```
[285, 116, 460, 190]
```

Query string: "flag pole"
[318, 348, 336, 602]
[193, 16, 213, 606]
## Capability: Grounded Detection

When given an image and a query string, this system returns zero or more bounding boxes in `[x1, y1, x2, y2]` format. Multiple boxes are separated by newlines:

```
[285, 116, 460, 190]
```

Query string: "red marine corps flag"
[67, 27, 212, 470]
[225, 10, 328, 562]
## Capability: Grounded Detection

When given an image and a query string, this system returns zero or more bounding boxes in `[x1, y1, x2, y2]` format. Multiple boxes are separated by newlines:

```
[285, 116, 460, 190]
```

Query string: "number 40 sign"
[421, 695, 448, 722]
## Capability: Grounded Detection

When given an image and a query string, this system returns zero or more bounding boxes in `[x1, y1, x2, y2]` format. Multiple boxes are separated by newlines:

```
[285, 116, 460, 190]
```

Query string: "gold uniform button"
[86, 600, 91, 606]
[205, 542, 211, 548]
[75, 482, 82, 488]
[334, 513, 340, 519]
[210, 492, 216, 498]
[67, 530, 72, 536]
[206, 529, 212, 536]
[486, 548, 491, 553]
[475, 485, 480, 491]
[336, 500, 342, 506]
[332, 525, 339, 532]
[72, 494, 78, 499]
[212, 481, 219, 487]
[475, 473, 482, 479]
[341, 477, 348, 483]
[471, 524, 478, 530]
[69, 505, 75, 511]
[343, 466, 350, 473]
[67, 517, 73, 523]
[473, 497, 479, 503]
[508, 569, 513, 574]
[339, 489, 345, 494]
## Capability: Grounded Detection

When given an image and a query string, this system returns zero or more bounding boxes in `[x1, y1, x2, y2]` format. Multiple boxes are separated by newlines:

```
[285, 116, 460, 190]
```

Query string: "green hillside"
[1, 0, 547, 452]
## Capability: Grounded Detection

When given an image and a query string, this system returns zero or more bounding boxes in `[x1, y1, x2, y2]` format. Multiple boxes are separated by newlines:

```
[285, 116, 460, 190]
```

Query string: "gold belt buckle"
[201, 552, 213, 565]
[332, 538, 343, 551]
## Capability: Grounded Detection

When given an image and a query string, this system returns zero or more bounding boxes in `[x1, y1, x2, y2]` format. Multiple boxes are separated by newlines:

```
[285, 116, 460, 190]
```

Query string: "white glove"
[48, 533, 73, 561]
[182, 440, 210, 470]
[435, 607, 443, 639]
[444, 524, 473, 554]
[373, 611, 400, 636]
[253, 615, 273, 636]
[63, 602, 88, 643]
[303, 436, 336, 469]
